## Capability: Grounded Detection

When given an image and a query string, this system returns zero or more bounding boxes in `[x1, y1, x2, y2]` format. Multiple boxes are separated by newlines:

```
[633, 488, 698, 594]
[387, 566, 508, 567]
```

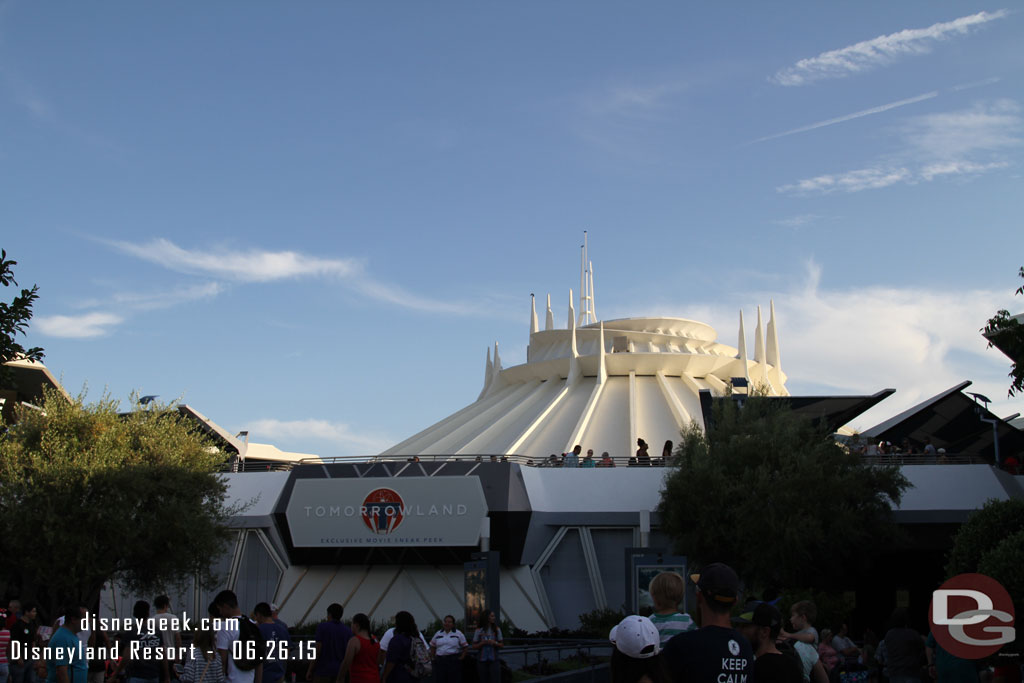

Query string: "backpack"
[409, 636, 433, 679]
[233, 617, 267, 672]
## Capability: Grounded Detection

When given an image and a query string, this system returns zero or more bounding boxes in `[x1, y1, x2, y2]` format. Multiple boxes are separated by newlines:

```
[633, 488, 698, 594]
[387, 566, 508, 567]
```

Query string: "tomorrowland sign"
[285, 477, 488, 547]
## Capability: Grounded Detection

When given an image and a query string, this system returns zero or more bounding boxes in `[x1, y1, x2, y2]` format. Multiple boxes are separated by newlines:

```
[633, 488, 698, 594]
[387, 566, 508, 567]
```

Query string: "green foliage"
[0, 249, 44, 384]
[577, 608, 625, 638]
[658, 397, 910, 590]
[946, 498, 1024, 578]
[0, 388, 234, 617]
[950, 502, 1024, 656]
[982, 266, 1024, 397]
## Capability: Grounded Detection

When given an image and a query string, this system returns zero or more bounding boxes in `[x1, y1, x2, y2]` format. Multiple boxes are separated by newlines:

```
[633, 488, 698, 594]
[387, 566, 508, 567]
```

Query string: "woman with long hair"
[383, 611, 420, 683]
[471, 611, 503, 683]
[336, 613, 378, 683]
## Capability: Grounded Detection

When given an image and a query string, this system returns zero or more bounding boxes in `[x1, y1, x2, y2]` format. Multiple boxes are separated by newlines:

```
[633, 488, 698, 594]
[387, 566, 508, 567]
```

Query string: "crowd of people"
[609, 563, 1015, 683]
[1, 571, 1017, 683]
[0, 594, 506, 683]
[529, 439, 676, 468]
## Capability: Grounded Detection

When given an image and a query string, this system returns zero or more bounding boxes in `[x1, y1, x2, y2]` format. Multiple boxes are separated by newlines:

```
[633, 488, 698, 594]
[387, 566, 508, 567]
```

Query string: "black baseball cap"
[690, 563, 739, 604]
[733, 601, 781, 629]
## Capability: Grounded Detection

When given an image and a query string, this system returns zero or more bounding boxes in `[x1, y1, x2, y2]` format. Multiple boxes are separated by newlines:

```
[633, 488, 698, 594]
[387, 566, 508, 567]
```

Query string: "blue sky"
[2, 2, 1022, 456]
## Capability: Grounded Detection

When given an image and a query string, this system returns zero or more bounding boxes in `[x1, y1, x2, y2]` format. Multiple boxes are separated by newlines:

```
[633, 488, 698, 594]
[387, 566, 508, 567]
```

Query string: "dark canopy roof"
[699, 388, 895, 434]
[863, 381, 1024, 460]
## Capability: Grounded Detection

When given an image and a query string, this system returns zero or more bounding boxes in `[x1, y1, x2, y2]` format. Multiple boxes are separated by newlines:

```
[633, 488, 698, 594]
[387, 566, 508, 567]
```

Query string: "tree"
[0, 249, 44, 384]
[0, 389, 236, 619]
[946, 499, 1024, 655]
[982, 266, 1024, 397]
[657, 397, 910, 591]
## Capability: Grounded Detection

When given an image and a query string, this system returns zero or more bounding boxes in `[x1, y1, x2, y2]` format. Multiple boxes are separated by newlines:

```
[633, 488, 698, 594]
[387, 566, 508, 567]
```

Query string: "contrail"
[752, 91, 939, 144]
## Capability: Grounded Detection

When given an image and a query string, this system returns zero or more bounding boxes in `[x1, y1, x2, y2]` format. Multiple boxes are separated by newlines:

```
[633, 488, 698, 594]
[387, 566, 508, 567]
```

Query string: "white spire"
[737, 310, 749, 380]
[477, 347, 493, 400]
[754, 305, 767, 387]
[530, 293, 539, 335]
[598, 321, 607, 384]
[754, 305, 765, 363]
[492, 342, 503, 385]
[578, 231, 595, 325]
[579, 239, 586, 325]
[766, 299, 781, 371]
[545, 293, 554, 331]
[589, 261, 597, 323]
[568, 288, 576, 329]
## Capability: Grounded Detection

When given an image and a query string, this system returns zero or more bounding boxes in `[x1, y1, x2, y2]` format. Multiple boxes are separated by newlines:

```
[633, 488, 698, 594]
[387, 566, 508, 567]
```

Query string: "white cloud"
[778, 100, 1021, 195]
[753, 91, 938, 143]
[603, 262, 1019, 432]
[107, 238, 360, 282]
[247, 418, 395, 455]
[903, 99, 1022, 160]
[772, 214, 824, 229]
[35, 312, 123, 338]
[595, 80, 690, 116]
[110, 282, 225, 311]
[919, 160, 1009, 181]
[763, 263, 1019, 430]
[105, 237, 481, 316]
[778, 167, 911, 194]
[772, 10, 1009, 86]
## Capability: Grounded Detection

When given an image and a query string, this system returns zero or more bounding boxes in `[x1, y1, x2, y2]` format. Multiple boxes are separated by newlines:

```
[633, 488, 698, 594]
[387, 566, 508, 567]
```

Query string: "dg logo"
[929, 573, 1015, 659]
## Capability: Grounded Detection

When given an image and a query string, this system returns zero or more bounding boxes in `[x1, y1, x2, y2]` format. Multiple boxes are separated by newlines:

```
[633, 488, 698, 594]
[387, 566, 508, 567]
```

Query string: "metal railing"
[221, 451, 993, 472]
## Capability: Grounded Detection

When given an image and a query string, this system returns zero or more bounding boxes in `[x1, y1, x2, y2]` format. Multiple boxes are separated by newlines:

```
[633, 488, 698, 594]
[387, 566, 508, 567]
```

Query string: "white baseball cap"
[609, 615, 660, 659]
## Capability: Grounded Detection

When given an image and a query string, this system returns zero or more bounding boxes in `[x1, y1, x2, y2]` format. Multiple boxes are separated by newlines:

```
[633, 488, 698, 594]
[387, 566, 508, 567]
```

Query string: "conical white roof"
[382, 302, 788, 460]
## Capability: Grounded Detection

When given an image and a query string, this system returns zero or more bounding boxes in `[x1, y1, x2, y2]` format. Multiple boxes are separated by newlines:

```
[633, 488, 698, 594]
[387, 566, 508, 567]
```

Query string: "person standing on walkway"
[472, 612, 502, 683]
[335, 614, 378, 683]
[430, 616, 467, 683]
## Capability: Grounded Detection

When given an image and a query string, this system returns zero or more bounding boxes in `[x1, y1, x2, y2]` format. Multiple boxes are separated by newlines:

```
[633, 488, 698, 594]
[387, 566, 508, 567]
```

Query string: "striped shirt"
[649, 612, 696, 646]
[0, 628, 10, 664]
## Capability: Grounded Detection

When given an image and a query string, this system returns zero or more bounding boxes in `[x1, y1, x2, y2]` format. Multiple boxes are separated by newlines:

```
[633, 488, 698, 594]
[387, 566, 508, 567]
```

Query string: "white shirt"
[379, 627, 429, 652]
[430, 629, 467, 657]
[215, 622, 256, 683]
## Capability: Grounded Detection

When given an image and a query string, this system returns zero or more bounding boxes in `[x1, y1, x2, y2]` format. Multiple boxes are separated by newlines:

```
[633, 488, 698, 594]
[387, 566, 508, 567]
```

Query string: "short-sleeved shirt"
[259, 620, 291, 682]
[215, 622, 256, 683]
[385, 633, 417, 683]
[157, 612, 181, 653]
[795, 627, 819, 647]
[45, 627, 87, 683]
[754, 652, 804, 683]
[312, 620, 353, 677]
[124, 629, 164, 680]
[649, 612, 696, 646]
[430, 630, 467, 656]
[663, 626, 754, 683]
[11, 620, 36, 661]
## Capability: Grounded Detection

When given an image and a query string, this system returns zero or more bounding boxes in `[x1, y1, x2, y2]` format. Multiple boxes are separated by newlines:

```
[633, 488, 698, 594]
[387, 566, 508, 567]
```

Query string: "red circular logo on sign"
[929, 573, 1015, 659]
[361, 488, 405, 535]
